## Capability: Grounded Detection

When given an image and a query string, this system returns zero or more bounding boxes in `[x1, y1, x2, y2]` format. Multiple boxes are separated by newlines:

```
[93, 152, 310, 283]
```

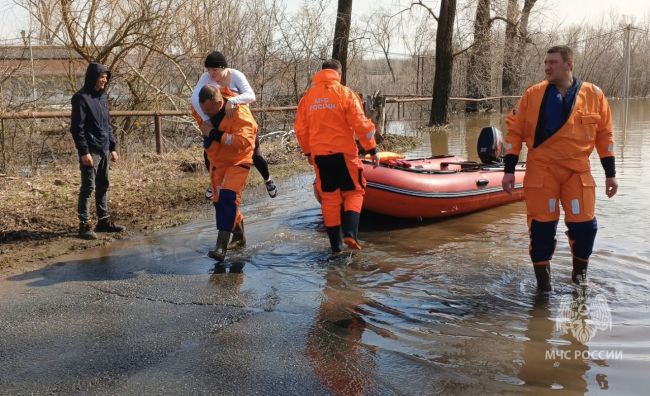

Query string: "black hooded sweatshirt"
[70, 63, 116, 156]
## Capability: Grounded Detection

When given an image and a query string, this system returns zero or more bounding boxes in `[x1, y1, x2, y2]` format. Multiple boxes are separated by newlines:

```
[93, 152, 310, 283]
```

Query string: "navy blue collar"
[533, 78, 583, 148]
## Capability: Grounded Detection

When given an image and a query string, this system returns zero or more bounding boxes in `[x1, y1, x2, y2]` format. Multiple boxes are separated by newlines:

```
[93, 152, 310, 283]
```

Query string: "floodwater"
[1, 99, 649, 394]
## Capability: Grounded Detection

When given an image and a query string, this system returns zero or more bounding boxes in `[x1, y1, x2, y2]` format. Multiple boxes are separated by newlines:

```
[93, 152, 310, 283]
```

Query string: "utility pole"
[416, 55, 420, 95]
[622, 24, 631, 133]
[26, 1, 38, 174]
[24, 0, 38, 106]
[420, 56, 426, 95]
[28, 33, 36, 105]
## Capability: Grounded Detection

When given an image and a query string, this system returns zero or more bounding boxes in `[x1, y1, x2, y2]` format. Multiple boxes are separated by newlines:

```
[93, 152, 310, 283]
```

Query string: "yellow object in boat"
[365, 151, 405, 163]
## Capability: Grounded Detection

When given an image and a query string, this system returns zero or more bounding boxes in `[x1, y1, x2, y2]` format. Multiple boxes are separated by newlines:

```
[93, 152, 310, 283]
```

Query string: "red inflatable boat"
[361, 127, 525, 218]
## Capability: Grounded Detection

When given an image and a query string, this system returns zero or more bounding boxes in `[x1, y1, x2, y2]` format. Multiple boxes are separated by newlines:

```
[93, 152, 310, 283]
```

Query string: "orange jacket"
[191, 107, 203, 125]
[204, 88, 257, 168]
[505, 80, 614, 173]
[294, 69, 377, 157]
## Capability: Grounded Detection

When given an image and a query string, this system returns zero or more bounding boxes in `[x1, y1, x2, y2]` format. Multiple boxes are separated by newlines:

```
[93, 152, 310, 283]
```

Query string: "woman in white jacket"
[192, 51, 277, 198]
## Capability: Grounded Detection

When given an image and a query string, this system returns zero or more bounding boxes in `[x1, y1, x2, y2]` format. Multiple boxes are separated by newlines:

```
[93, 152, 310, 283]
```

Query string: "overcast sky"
[0, 0, 643, 42]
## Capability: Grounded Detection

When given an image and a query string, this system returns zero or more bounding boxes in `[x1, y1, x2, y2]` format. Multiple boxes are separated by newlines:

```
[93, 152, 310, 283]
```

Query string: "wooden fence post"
[154, 114, 163, 154]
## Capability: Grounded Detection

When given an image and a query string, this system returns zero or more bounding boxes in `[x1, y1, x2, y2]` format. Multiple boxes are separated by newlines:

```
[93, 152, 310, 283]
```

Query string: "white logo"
[555, 289, 612, 344]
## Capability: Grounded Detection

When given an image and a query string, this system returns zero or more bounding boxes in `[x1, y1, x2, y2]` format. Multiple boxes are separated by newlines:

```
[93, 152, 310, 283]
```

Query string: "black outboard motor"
[477, 126, 505, 164]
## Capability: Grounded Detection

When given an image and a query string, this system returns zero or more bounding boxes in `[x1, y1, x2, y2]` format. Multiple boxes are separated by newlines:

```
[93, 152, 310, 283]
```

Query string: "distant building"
[1, 45, 87, 108]
[0, 45, 86, 77]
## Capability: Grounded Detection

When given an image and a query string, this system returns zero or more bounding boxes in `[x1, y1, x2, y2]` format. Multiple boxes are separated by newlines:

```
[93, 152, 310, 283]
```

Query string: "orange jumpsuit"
[505, 80, 615, 264]
[203, 88, 257, 232]
[294, 69, 377, 228]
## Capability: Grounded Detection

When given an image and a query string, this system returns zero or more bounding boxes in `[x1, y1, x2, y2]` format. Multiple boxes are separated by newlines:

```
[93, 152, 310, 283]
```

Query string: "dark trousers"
[77, 152, 110, 222]
[203, 135, 270, 180]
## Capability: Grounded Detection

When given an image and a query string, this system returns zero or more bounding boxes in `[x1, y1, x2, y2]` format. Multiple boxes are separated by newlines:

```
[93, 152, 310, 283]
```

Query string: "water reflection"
[429, 129, 449, 157]
[209, 261, 246, 301]
[313, 99, 649, 392]
[306, 264, 377, 395]
[519, 293, 590, 392]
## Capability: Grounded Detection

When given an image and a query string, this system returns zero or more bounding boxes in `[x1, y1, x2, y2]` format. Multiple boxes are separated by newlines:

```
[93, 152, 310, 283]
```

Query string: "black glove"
[203, 129, 224, 148]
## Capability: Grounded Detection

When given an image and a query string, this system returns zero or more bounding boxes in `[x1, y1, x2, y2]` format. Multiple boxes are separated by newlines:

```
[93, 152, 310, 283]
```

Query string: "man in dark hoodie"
[70, 63, 125, 239]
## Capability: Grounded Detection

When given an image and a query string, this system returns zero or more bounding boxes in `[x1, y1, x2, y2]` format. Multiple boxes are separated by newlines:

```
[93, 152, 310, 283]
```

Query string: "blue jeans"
[77, 152, 110, 222]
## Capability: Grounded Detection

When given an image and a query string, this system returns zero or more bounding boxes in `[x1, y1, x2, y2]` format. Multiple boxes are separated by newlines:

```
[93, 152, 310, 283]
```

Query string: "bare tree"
[402, 11, 436, 57]
[418, 0, 458, 125]
[465, 0, 491, 112]
[395, 0, 458, 125]
[51, 0, 172, 66]
[20, 0, 64, 44]
[274, 0, 332, 101]
[501, 0, 538, 95]
[367, 11, 398, 83]
[500, 0, 518, 95]
[332, 0, 352, 84]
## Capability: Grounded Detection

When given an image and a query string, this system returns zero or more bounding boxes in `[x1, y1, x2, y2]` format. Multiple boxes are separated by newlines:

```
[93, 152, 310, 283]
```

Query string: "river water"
[1, 99, 649, 394]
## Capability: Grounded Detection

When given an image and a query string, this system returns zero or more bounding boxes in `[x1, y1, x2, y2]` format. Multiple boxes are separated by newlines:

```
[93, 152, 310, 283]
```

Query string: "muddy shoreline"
[0, 135, 419, 276]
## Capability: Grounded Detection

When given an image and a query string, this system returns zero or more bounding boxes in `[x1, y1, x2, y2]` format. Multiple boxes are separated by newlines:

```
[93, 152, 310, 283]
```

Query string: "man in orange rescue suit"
[198, 85, 256, 262]
[502, 45, 618, 292]
[295, 59, 379, 258]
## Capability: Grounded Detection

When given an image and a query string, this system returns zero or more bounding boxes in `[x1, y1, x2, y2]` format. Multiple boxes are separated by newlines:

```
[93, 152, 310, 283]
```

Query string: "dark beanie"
[204, 51, 228, 68]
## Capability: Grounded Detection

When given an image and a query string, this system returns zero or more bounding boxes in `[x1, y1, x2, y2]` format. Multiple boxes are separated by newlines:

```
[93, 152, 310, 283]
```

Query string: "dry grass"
[377, 134, 420, 153]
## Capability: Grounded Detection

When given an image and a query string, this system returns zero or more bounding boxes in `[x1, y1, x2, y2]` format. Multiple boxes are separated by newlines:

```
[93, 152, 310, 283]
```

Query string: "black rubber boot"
[78, 221, 98, 240]
[265, 178, 278, 198]
[533, 264, 552, 293]
[342, 211, 362, 250]
[228, 220, 246, 250]
[326, 226, 344, 259]
[95, 217, 126, 233]
[208, 230, 231, 262]
[572, 257, 589, 285]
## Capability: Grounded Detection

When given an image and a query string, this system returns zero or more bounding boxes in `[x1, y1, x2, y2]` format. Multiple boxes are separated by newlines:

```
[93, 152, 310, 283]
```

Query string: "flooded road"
[1, 99, 649, 394]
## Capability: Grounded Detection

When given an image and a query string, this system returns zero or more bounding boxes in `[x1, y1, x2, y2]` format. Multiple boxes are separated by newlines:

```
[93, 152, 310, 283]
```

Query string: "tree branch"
[489, 16, 517, 27]
[453, 42, 477, 58]
[410, 1, 439, 22]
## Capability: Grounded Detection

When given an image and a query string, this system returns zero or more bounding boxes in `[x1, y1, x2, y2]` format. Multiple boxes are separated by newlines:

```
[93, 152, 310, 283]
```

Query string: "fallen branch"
[259, 130, 291, 141]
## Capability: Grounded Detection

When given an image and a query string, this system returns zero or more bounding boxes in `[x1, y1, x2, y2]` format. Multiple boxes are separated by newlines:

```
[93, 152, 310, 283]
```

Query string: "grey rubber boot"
[208, 230, 231, 262]
[228, 220, 246, 250]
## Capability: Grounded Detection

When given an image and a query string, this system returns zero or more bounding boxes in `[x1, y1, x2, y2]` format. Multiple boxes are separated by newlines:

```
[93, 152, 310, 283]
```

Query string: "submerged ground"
[1, 102, 649, 394]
